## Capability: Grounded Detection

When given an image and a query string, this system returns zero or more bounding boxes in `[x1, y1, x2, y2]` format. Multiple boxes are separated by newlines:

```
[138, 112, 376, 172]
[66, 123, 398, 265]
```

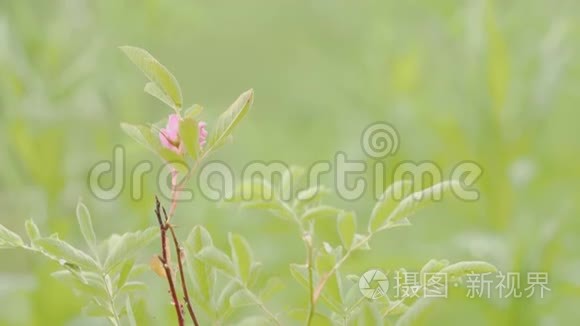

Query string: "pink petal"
[167, 114, 180, 130]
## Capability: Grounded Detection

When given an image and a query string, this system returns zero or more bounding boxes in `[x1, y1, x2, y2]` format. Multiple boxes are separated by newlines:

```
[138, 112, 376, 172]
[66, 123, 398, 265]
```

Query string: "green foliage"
[229, 177, 498, 324]
[120, 46, 183, 110]
[0, 200, 157, 326]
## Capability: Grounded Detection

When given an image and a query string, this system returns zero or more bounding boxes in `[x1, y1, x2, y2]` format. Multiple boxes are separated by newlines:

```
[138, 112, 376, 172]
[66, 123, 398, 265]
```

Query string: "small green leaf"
[144, 82, 174, 108]
[104, 227, 158, 272]
[35, 238, 99, 271]
[25, 219, 41, 242]
[301, 206, 341, 221]
[120, 46, 183, 109]
[117, 259, 135, 289]
[51, 270, 108, 298]
[260, 277, 285, 301]
[185, 225, 213, 254]
[76, 201, 97, 252]
[229, 288, 256, 307]
[205, 89, 254, 154]
[120, 123, 157, 151]
[393, 297, 437, 326]
[197, 246, 235, 276]
[368, 180, 414, 232]
[183, 104, 203, 119]
[215, 279, 240, 313]
[228, 233, 253, 284]
[125, 297, 137, 326]
[119, 281, 148, 294]
[289, 263, 309, 289]
[315, 247, 344, 312]
[337, 211, 357, 249]
[420, 259, 449, 285]
[179, 117, 199, 160]
[0, 223, 23, 247]
[386, 180, 458, 226]
[437, 261, 497, 280]
[184, 226, 215, 302]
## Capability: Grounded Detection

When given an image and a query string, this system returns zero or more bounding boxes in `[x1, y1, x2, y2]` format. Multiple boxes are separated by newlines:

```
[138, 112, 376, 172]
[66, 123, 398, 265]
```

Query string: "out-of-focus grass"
[0, 0, 579, 325]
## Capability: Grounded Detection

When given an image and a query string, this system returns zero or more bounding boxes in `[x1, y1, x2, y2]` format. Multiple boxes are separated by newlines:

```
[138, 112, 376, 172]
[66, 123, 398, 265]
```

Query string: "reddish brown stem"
[155, 197, 185, 326]
[168, 224, 200, 326]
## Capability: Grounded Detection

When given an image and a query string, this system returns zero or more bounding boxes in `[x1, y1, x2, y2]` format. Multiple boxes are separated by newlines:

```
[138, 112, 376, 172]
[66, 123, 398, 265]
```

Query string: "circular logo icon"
[359, 269, 389, 299]
[361, 122, 400, 159]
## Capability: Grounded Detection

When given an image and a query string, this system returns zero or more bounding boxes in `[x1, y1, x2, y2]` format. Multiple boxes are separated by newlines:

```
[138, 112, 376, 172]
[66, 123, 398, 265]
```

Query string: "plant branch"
[167, 220, 200, 326]
[312, 233, 373, 303]
[155, 197, 185, 326]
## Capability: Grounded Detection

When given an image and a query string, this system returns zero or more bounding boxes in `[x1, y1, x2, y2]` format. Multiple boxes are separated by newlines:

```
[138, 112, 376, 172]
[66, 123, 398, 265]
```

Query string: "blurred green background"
[1, 0, 579, 325]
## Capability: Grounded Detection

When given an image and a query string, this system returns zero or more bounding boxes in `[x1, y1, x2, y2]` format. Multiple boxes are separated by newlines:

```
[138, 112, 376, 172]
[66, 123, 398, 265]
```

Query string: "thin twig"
[155, 197, 185, 326]
[166, 216, 200, 326]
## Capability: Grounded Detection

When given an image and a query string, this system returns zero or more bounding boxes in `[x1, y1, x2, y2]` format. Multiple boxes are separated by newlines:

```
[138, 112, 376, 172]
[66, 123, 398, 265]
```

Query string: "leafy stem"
[313, 232, 373, 304]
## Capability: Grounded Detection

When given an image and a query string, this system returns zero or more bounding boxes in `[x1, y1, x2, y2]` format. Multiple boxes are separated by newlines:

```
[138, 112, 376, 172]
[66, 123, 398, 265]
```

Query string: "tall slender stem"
[168, 223, 200, 326]
[155, 197, 185, 326]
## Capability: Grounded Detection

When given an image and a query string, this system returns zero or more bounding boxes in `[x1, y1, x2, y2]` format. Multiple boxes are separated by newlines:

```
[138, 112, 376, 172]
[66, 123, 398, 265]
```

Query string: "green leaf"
[185, 225, 213, 254]
[184, 226, 215, 302]
[126, 123, 185, 171]
[35, 238, 100, 271]
[197, 246, 235, 276]
[125, 297, 137, 326]
[369, 180, 414, 232]
[296, 185, 330, 203]
[118, 281, 148, 294]
[228, 233, 253, 284]
[315, 247, 343, 312]
[215, 279, 240, 313]
[301, 206, 341, 221]
[337, 211, 357, 249]
[104, 227, 158, 272]
[144, 82, 174, 108]
[420, 259, 449, 285]
[0, 223, 23, 247]
[51, 270, 108, 298]
[183, 104, 203, 119]
[394, 297, 437, 326]
[120, 123, 157, 152]
[289, 263, 309, 289]
[76, 200, 97, 252]
[205, 89, 254, 153]
[260, 277, 285, 301]
[437, 261, 497, 280]
[386, 180, 459, 226]
[179, 117, 199, 160]
[120, 46, 183, 109]
[24, 219, 41, 242]
[229, 288, 256, 307]
[117, 259, 135, 289]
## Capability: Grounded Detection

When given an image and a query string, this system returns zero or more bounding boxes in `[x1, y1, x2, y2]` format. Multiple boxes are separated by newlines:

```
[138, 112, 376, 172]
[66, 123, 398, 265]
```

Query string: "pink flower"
[198, 121, 208, 147]
[159, 114, 183, 154]
[159, 114, 208, 154]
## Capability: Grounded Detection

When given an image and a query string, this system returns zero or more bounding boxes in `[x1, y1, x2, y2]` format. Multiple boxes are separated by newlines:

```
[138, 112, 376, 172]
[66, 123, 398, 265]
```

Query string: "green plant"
[0, 46, 497, 325]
